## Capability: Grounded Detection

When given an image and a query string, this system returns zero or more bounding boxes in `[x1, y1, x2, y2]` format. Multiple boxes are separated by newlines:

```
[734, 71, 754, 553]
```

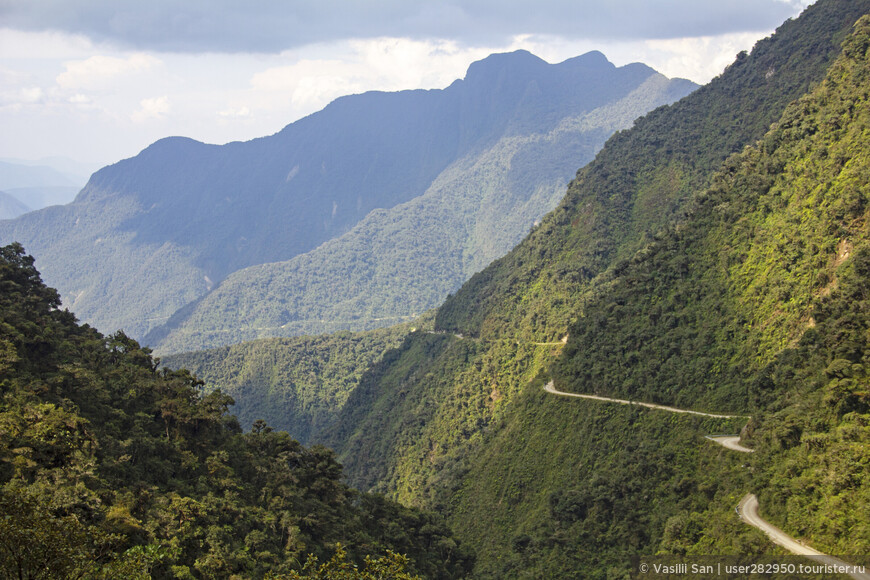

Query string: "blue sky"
[0, 0, 813, 168]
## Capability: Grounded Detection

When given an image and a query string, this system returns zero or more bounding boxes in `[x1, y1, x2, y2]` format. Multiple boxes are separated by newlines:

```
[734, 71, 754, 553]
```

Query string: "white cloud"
[219, 106, 252, 118]
[346, 37, 480, 89]
[57, 53, 161, 90]
[0, 0, 805, 54]
[501, 29, 772, 85]
[643, 33, 766, 83]
[131, 96, 170, 122]
[252, 59, 363, 112]
[248, 37, 489, 115]
[0, 0, 811, 166]
[18, 87, 44, 103]
[0, 27, 95, 59]
[0, 86, 44, 111]
[291, 74, 361, 110]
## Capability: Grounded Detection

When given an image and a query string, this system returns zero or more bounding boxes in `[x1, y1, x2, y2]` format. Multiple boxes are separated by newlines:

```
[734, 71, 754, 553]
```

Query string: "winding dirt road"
[543, 381, 747, 419]
[543, 379, 868, 577]
[738, 494, 870, 580]
[705, 435, 754, 453]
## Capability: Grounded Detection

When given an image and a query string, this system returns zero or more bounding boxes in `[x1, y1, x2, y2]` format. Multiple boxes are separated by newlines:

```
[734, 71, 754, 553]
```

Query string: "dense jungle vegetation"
[0, 243, 473, 579]
[163, 319, 429, 444]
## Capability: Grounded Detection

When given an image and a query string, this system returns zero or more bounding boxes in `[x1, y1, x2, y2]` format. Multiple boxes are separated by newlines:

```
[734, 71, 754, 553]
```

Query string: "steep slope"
[162, 320, 423, 444]
[554, 31, 870, 412]
[436, 0, 868, 341]
[311, 1, 870, 576]
[537, 12, 870, 563]
[0, 51, 693, 344]
[151, 73, 693, 353]
[0, 243, 473, 579]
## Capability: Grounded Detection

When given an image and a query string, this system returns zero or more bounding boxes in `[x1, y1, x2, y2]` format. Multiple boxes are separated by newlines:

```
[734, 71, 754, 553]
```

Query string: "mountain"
[0, 191, 30, 220]
[0, 159, 81, 189]
[3, 186, 80, 210]
[0, 51, 696, 345]
[3, 2, 869, 577]
[0, 159, 87, 209]
[150, 70, 693, 353]
[0, 243, 473, 578]
[289, 1, 869, 576]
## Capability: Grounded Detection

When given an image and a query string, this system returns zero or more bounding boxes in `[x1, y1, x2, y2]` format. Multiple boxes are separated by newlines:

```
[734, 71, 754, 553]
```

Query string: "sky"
[0, 0, 815, 171]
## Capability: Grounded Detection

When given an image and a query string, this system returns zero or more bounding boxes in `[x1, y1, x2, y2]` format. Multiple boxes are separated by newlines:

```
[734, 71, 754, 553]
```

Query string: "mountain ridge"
[150, 71, 693, 352]
[0, 49, 695, 344]
[0, 191, 30, 220]
[2, 2, 869, 578]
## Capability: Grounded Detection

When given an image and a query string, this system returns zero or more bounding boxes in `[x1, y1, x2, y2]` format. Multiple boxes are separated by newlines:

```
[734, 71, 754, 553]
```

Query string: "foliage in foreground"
[0, 242, 473, 579]
[266, 544, 420, 580]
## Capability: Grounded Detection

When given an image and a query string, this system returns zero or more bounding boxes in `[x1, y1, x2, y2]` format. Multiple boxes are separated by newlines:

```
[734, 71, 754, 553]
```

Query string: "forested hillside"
[162, 318, 427, 443]
[539, 10, 870, 567]
[0, 51, 694, 349]
[307, 1, 870, 576]
[0, 243, 473, 579]
[6, 2, 869, 578]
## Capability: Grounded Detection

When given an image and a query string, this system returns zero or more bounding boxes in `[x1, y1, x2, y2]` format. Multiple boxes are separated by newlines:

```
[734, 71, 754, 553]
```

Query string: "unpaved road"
[705, 435, 754, 453]
[738, 494, 870, 580]
[543, 380, 868, 576]
[543, 381, 747, 419]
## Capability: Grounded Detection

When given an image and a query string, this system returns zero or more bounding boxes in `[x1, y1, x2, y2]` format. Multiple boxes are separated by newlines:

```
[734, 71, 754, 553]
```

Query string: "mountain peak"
[462, 49, 548, 83]
[459, 50, 629, 96]
[559, 50, 613, 68]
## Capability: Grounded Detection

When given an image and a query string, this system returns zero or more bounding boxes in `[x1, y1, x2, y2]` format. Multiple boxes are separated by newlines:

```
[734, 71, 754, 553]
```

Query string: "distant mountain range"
[0, 50, 696, 351]
[0, 158, 94, 211]
[0, 191, 30, 220]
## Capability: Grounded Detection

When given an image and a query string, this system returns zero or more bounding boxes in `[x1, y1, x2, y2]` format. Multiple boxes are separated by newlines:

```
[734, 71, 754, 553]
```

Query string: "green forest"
[0, 243, 472, 579]
[163, 320, 428, 443]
